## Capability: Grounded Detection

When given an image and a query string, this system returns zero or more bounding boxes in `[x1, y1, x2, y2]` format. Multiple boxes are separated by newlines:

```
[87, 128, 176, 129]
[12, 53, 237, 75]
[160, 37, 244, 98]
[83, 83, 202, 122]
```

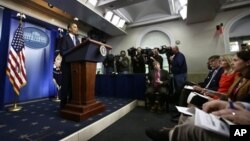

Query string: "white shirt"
[69, 33, 76, 46]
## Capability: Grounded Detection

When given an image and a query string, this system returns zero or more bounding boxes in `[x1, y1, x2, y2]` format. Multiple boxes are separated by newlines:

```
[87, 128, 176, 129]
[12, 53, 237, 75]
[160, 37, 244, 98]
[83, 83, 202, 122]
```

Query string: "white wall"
[2, 0, 249, 80]
[230, 15, 250, 38]
[107, 7, 250, 78]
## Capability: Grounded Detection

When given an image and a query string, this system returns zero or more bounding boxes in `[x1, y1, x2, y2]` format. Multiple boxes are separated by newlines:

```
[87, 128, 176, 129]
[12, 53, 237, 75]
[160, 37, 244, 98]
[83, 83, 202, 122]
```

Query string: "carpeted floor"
[0, 97, 134, 141]
[89, 106, 178, 141]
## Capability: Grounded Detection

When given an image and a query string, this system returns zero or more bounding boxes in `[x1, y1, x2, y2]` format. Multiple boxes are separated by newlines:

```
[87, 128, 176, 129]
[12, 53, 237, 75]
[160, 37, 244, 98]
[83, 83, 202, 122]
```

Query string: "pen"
[228, 98, 235, 109]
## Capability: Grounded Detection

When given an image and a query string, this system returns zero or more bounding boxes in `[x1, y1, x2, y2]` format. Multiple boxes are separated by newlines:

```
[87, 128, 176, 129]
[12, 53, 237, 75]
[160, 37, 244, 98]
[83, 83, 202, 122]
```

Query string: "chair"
[144, 71, 170, 113]
[145, 90, 168, 113]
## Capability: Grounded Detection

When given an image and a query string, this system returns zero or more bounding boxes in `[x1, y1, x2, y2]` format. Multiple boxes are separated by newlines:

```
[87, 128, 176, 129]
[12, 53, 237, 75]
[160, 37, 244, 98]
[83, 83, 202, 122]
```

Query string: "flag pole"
[8, 95, 22, 111]
[8, 13, 26, 112]
[53, 89, 61, 102]
[52, 79, 61, 102]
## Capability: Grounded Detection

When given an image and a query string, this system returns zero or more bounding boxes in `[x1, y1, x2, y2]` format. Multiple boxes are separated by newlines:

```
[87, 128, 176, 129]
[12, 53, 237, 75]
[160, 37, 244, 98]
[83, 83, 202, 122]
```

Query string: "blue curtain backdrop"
[95, 74, 146, 100]
[2, 16, 57, 105]
[0, 8, 11, 109]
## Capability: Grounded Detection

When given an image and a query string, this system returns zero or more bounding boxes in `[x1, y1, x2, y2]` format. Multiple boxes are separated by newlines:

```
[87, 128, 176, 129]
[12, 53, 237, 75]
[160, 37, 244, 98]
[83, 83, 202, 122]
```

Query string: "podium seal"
[100, 45, 107, 56]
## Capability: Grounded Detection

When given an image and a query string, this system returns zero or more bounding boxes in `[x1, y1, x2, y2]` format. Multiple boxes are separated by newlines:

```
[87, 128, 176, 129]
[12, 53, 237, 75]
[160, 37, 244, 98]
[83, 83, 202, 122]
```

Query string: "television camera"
[158, 45, 173, 56]
[114, 55, 121, 62]
[127, 47, 154, 58]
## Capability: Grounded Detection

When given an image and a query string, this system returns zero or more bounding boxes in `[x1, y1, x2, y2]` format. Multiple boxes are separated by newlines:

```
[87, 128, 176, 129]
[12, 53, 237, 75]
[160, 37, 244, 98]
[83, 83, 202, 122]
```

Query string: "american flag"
[6, 23, 27, 95]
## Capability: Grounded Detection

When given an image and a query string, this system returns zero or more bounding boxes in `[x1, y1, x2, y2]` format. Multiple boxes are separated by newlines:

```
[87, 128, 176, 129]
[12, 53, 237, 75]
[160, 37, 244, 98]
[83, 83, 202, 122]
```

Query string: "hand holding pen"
[211, 99, 249, 124]
[228, 98, 236, 109]
[202, 100, 250, 124]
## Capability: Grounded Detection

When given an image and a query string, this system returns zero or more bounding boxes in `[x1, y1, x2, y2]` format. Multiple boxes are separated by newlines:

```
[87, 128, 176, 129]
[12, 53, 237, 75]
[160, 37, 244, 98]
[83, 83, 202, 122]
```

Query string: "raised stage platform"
[0, 97, 137, 141]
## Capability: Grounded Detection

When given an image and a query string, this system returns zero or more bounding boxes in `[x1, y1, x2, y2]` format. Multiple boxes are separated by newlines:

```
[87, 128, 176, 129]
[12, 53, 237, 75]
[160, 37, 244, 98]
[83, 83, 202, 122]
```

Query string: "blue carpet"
[0, 97, 134, 141]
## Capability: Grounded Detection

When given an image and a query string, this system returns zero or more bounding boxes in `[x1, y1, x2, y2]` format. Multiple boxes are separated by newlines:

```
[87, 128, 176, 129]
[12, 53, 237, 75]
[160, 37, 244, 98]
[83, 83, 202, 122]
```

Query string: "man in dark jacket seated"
[178, 55, 224, 107]
[145, 61, 170, 113]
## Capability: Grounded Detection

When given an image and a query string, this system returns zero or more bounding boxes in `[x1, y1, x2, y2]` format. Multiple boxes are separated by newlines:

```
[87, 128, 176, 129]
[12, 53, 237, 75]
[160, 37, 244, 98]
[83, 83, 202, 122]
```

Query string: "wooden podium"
[60, 38, 111, 121]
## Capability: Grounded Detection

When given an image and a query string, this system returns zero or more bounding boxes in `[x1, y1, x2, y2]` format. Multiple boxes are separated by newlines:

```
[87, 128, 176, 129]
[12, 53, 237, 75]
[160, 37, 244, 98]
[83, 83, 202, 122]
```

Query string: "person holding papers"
[180, 51, 250, 108]
[186, 54, 238, 108]
[177, 55, 223, 107]
[145, 99, 250, 141]
[193, 55, 224, 92]
[203, 99, 250, 125]
[208, 54, 238, 95]
[145, 51, 250, 141]
[215, 51, 250, 101]
[204, 50, 250, 102]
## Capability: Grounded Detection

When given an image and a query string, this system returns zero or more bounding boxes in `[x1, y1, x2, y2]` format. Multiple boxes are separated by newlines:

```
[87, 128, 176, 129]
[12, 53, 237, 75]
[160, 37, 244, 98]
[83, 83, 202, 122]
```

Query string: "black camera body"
[127, 47, 137, 57]
[141, 48, 153, 57]
[158, 45, 173, 56]
[114, 55, 121, 61]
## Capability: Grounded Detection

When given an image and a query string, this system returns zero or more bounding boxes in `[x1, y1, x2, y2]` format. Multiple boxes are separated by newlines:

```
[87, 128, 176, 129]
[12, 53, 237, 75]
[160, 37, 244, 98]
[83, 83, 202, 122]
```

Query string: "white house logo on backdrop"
[23, 27, 49, 49]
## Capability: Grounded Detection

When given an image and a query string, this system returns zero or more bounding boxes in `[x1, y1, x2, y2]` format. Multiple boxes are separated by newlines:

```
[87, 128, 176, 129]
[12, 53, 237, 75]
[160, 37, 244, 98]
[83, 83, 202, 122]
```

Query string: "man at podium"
[59, 22, 81, 109]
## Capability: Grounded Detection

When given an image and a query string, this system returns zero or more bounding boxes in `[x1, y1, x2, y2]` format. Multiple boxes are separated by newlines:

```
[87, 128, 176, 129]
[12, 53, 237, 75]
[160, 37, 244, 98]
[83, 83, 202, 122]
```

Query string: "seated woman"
[219, 50, 250, 101]
[202, 54, 238, 99]
[181, 51, 250, 108]
[193, 51, 250, 104]
[178, 51, 250, 123]
[145, 61, 170, 113]
[202, 51, 250, 102]
[146, 99, 250, 141]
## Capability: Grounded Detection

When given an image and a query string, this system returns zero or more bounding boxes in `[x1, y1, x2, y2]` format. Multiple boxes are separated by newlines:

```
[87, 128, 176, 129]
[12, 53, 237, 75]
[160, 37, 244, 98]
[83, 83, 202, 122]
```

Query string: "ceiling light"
[111, 15, 120, 26]
[171, 0, 177, 14]
[178, 0, 188, 7]
[117, 19, 126, 28]
[104, 11, 113, 21]
[88, 0, 98, 6]
[179, 5, 187, 20]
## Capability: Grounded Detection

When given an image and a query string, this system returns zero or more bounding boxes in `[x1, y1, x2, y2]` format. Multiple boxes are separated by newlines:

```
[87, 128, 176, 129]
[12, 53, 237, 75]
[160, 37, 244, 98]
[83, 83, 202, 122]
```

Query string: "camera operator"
[159, 45, 174, 72]
[170, 46, 187, 104]
[130, 47, 146, 74]
[115, 50, 130, 74]
[147, 48, 163, 72]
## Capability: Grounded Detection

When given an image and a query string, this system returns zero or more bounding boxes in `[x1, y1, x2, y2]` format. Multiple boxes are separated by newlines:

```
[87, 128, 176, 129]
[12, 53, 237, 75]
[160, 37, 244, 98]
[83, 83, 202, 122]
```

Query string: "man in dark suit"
[59, 22, 80, 109]
[194, 55, 224, 91]
[103, 50, 115, 74]
[145, 61, 170, 112]
[178, 55, 224, 108]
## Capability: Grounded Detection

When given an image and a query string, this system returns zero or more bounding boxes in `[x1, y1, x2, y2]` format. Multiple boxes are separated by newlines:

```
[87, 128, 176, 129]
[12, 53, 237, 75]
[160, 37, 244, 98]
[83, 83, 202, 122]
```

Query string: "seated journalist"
[146, 99, 250, 141]
[145, 61, 170, 112]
